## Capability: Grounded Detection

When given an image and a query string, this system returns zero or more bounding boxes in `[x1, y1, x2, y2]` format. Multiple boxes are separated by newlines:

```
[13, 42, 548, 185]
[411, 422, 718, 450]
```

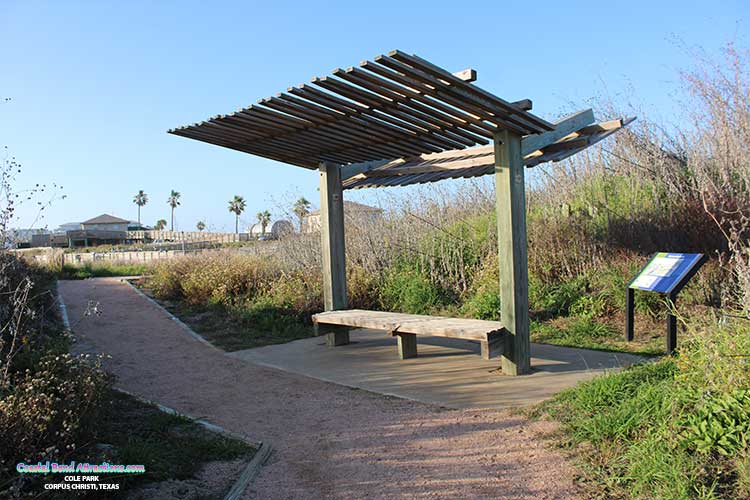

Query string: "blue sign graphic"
[629, 253, 705, 294]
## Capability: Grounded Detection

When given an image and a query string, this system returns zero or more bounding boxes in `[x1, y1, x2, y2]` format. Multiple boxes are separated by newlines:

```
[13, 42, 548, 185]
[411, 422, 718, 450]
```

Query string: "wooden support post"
[319, 161, 349, 345]
[494, 129, 531, 375]
[396, 333, 418, 359]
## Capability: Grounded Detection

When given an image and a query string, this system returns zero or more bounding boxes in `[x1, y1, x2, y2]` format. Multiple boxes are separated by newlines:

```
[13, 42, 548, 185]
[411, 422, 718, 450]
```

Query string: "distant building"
[10, 228, 49, 247]
[302, 201, 383, 233]
[55, 222, 81, 233]
[80, 214, 130, 232]
[249, 219, 295, 239]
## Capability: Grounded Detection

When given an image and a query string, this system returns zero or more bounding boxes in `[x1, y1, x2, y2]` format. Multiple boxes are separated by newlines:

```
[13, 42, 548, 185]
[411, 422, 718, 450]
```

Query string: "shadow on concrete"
[229, 329, 644, 409]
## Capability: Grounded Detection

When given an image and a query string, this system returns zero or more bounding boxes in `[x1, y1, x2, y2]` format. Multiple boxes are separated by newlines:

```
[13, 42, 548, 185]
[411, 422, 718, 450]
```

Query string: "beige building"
[302, 201, 383, 233]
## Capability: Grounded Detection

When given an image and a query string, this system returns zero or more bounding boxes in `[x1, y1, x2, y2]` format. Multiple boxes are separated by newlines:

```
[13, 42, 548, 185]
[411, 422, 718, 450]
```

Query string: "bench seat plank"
[313, 309, 507, 343]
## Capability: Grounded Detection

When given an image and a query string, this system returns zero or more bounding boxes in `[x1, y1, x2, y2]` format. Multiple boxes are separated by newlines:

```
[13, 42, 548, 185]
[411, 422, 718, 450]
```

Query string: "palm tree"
[196, 221, 206, 232]
[155, 219, 167, 230]
[293, 197, 311, 231]
[228, 195, 247, 234]
[133, 190, 148, 225]
[256, 210, 271, 236]
[167, 190, 181, 231]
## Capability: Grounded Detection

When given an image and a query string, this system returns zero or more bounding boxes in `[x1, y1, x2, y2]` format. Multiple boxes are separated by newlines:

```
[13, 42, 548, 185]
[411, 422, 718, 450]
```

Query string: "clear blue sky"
[2, 0, 748, 232]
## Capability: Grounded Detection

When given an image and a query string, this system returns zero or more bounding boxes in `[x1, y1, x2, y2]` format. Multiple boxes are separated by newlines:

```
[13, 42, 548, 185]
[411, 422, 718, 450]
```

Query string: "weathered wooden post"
[494, 129, 531, 375]
[318, 161, 349, 346]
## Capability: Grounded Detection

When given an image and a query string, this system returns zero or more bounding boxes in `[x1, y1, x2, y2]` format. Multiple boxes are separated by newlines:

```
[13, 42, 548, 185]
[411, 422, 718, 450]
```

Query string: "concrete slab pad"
[228, 329, 644, 409]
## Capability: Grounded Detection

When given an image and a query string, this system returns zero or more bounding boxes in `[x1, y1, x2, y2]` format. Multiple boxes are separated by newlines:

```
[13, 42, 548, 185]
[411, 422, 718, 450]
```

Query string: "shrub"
[683, 389, 750, 456]
[538, 275, 590, 317]
[0, 354, 111, 468]
[150, 253, 278, 306]
[461, 253, 501, 320]
[379, 266, 446, 315]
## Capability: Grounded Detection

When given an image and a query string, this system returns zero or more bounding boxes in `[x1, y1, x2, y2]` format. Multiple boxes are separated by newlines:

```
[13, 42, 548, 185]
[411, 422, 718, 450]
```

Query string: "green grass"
[158, 297, 314, 351]
[530, 317, 663, 355]
[44, 390, 256, 498]
[102, 392, 253, 480]
[533, 315, 750, 499]
[58, 262, 151, 279]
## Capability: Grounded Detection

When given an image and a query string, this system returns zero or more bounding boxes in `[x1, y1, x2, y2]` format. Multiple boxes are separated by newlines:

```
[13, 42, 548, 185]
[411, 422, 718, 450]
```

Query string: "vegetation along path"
[59, 277, 581, 500]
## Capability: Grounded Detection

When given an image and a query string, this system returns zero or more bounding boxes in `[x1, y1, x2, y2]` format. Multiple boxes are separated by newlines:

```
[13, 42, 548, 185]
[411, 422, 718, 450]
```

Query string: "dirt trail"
[60, 278, 581, 500]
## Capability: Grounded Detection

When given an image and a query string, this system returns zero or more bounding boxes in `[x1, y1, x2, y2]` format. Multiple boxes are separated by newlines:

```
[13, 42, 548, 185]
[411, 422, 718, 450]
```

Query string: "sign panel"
[629, 253, 705, 294]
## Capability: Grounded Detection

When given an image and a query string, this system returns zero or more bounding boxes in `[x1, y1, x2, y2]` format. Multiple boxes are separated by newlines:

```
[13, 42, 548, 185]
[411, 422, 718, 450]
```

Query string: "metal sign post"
[626, 253, 708, 354]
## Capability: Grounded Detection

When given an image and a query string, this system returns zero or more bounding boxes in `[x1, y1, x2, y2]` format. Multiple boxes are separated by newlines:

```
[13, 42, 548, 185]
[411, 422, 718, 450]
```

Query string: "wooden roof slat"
[183, 126, 336, 165]
[334, 68, 490, 145]
[311, 77, 470, 151]
[240, 87, 446, 161]
[360, 60, 505, 134]
[287, 85, 446, 155]
[172, 128, 316, 168]
[234, 104, 418, 160]
[259, 97, 418, 157]
[374, 55, 540, 135]
[170, 51, 568, 167]
[324, 71, 484, 145]
[203, 117, 352, 161]
[318, 77, 476, 149]
[388, 51, 554, 132]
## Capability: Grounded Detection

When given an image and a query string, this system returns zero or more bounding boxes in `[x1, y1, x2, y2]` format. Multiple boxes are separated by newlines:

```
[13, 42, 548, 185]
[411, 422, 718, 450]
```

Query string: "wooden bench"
[313, 309, 507, 360]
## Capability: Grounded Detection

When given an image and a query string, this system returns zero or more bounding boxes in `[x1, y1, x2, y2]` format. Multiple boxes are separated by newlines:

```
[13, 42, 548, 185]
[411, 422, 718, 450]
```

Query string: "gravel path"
[59, 278, 581, 500]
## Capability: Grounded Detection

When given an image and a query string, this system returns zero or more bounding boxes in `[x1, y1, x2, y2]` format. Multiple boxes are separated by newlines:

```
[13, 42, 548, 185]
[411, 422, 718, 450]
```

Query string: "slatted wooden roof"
[170, 50, 635, 190]
[342, 117, 636, 190]
[169, 50, 554, 168]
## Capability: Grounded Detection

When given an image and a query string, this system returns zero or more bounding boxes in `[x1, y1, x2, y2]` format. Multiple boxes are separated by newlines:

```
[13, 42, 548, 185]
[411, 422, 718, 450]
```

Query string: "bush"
[538, 275, 590, 316]
[461, 253, 501, 320]
[379, 266, 446, 315]
[150, 253, 279, 306]
[0, 354, 110, 468]
[0, 253, 112, 495]
[1, 254, 63, 381]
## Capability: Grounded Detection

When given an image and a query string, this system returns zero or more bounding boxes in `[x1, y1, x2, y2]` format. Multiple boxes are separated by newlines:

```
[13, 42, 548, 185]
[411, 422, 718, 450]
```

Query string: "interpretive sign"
[629, 253, 706, 294]
[626, 252, 707, 353]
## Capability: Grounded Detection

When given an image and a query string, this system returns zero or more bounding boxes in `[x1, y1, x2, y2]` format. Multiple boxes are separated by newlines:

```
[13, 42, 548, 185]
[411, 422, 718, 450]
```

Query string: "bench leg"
[327, 330, 350, 347]
[315, 323, 350, 347]
[481, 332, 505, 360]
[397, 333, 417, 359]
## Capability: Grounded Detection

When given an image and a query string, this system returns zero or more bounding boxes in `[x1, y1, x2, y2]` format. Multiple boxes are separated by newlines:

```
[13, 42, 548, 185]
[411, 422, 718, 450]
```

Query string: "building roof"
[308, 201, 383, 216]
[81, 214, 130, 225]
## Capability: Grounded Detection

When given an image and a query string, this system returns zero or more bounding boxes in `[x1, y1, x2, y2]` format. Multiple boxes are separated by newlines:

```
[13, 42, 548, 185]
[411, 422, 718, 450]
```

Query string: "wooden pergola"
[170, 50, 633, 375]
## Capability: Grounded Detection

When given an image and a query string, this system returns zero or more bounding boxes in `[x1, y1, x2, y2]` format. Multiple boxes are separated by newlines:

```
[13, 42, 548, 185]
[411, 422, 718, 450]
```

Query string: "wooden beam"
[521, 109, 595, 154]
[340, 109, 596, 180]
[340, 159, 393, 180]
[319, 162, 348, 313]
[511, 99, 533, 111]
[453, 68, 477, 82]
[494, 129, 531, 375]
